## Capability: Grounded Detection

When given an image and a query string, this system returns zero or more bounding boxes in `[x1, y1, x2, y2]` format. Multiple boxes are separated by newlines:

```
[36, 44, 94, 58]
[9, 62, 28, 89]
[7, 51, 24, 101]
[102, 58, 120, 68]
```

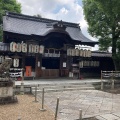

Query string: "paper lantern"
[75, 49, 79, 56]
[10, 42, 16, 52]
[39, 45, 44, 54]
[16, 43, 21, 52]
[13, 58, 19, 67]
[67, 49, 71, 56]
[71, 49, 76, 56]
[29, 44, 32, 53]
[80, 49, 83, 56]
[88, 50, 91, 57]
[22, 43, 27, 53]
[34, 45, 39, 53]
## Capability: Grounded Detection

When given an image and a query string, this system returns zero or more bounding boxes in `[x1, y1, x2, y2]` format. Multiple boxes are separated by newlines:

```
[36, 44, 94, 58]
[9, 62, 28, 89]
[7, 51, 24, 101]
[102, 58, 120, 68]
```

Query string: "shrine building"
[0, 12, 114, 79]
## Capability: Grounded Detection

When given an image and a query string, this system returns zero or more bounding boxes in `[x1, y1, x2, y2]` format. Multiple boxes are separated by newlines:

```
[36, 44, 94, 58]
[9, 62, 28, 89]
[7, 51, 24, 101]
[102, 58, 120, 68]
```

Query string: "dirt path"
[0, 95, 54, 120]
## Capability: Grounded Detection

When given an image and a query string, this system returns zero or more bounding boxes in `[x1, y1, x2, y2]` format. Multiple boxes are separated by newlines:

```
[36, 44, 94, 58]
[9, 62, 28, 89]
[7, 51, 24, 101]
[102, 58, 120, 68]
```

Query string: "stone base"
[0, 96, 18, 104]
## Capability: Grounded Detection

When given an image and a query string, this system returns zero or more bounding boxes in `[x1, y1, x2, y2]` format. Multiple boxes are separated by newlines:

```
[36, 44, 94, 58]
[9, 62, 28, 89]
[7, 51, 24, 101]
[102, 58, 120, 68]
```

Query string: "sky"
[17, 0, 98, 50]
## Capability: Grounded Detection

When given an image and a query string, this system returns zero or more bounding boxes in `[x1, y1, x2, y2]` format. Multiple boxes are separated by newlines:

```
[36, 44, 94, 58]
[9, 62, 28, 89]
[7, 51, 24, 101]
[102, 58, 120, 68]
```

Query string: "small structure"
[0, 58, 17, 104]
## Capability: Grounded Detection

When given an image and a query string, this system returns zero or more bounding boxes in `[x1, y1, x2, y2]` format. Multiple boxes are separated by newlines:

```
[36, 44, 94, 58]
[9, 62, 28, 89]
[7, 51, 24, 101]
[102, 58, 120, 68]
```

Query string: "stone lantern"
[0, 58, 17, 104]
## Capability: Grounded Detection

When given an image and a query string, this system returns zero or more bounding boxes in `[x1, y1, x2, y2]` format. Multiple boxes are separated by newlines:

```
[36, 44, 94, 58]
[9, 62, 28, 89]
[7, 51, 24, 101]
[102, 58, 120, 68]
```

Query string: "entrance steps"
[31, 82, 95, 94]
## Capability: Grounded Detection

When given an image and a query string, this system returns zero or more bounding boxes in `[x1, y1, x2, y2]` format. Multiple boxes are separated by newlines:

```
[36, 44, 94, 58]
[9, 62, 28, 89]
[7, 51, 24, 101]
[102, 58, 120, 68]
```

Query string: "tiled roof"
[3, 12, 98, 45]
[92, 51, 112, 57]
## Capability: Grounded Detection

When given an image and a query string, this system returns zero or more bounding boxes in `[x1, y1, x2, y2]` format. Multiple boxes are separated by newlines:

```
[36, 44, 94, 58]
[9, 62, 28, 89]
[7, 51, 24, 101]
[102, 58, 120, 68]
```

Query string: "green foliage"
[0, 0, 21, 41]
[82, 0, 120, 70]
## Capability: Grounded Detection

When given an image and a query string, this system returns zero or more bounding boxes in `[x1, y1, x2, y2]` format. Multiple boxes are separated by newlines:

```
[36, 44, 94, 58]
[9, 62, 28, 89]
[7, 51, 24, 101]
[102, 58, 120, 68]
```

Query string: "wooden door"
[25, 66, 32, 76]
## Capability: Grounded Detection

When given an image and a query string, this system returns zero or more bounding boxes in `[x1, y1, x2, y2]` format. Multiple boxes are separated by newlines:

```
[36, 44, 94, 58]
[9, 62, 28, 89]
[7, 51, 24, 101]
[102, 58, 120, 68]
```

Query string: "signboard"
[63, 62, 66, 67]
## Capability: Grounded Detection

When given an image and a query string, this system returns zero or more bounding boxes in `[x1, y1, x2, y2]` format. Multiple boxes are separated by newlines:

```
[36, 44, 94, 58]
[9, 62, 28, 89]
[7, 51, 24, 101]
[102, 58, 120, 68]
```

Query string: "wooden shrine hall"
[1, 12, 114, 79]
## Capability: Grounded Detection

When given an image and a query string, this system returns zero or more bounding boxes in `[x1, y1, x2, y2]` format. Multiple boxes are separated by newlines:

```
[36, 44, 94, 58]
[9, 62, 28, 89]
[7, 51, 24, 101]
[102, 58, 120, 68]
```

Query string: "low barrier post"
[40, 88, 46, 111]
[79, 109, 82, 120]
[111, 71, 114, 89]
[34, 86, 38, 102]
[111, 79, 115, 89]
[55, 97, 59, 120]
[101, 70, 103, 90]
[20, 68, 24, 95]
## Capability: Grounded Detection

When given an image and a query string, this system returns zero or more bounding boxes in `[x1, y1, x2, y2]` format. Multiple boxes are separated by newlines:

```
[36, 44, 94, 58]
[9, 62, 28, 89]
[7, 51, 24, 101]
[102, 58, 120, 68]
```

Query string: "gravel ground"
[0, 95, 54, 120]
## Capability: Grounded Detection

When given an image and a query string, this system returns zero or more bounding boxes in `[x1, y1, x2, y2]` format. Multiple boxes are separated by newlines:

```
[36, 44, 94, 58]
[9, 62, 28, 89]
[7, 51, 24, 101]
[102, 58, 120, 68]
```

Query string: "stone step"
[31, 82, 95, 94]
[32, 84, 93, 90]
[36, 82, 93, 86]
[32, 87, 95, 93]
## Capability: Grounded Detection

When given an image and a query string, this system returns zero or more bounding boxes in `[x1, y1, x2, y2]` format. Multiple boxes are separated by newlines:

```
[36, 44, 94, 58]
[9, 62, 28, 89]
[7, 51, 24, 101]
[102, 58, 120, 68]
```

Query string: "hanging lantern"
[79, 61, 83, 68]
[88, 50, 91, 57]
[13, 58, 19, 67]
[39, 45, 44, 54]
[32, 44, 35, 53]
[67, 49, 71, 56]
[34, 45, 39, 53]
[10, 42, 14, 52]
[85, 50, 88, 57]
[71, 49, 75, 56]
[80, 49, 83, 57]
[29, 44, 32, 53]
[10, 42, 16, 52]
[83, 50, 86, 57]
[75, 49, 79, 56]
[16, 43, 21, 52]
[21, 43, 27, 53]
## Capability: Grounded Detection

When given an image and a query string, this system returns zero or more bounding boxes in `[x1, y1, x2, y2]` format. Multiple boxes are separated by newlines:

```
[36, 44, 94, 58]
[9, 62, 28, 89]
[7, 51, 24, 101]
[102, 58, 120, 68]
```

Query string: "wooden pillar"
[35, 54, 42, 78]
[21, 55, 25, 77]
[60, 53, 68, 77]
[22, 55, 25, 69]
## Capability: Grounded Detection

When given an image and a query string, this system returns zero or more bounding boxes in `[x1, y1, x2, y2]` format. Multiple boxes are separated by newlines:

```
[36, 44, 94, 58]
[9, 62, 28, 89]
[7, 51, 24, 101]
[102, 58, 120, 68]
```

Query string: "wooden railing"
[41, 69, 59, 78]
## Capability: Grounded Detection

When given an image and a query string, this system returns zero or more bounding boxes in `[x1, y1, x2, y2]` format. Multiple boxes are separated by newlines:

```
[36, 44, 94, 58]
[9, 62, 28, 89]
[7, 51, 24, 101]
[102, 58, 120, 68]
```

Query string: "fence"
[101, 70, 120, 89]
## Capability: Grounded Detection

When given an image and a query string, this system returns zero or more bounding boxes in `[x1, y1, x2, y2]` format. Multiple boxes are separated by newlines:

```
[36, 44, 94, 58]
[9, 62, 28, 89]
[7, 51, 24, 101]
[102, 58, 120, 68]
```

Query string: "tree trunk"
[112, 36, 120, 70]
[112, 31, 117, 70]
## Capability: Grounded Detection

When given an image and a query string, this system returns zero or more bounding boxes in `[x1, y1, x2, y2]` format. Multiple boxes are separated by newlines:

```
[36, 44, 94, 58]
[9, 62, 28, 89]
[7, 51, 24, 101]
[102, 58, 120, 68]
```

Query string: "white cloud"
[17, 0, 98, 50]
[60, 8, 68, 14]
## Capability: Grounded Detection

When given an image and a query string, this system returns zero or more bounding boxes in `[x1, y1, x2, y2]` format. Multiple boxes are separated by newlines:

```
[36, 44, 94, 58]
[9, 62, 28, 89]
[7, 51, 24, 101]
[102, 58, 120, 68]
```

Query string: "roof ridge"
[6, 12, 80, 28]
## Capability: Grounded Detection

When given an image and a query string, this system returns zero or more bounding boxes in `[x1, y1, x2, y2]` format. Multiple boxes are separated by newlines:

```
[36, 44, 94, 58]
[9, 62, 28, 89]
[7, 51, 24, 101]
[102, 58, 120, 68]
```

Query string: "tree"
[0, 0, 21, 41]
[82, 0, 120, 70]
